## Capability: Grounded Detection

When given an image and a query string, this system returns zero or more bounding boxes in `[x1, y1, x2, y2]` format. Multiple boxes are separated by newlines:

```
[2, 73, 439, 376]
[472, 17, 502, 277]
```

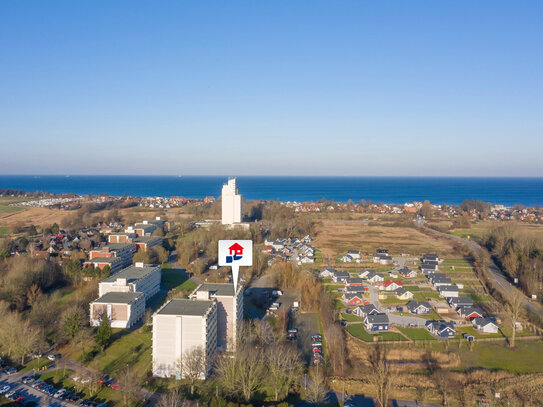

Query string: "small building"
[343, 292, 365, 306]
[448, 296, 473, 310]
[406, 301, 432, 315]
[383, 280, 403, 291]
[426, 321, 456, 338]
[460, 306, 484, 321]
[347, 250, 361, 260]
[90, 292, 145, 328]
[473, 317, 499, 333]
[332, 271, 350, 283]
[395, 287, 414, 300]
[345, 277, 364, 287]
[438, 285, 459, 298]
[398, 267, 417, 278]
[319, 266, 336, 278]
[364, 313, 390, 332]
[366, 272, 385, 283]
[353, 304, 378, 318]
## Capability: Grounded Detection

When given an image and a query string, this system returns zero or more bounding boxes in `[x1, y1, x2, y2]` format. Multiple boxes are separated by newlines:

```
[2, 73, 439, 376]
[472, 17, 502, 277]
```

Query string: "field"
[345, 323, 407, 342]
[450, 220, 543, 242]
[313, 218, 460, 262]
[397, 327, 436, 341]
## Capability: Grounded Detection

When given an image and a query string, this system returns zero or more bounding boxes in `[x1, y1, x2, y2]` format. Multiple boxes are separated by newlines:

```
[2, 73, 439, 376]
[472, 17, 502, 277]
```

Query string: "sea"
[1, 175, 543, 206]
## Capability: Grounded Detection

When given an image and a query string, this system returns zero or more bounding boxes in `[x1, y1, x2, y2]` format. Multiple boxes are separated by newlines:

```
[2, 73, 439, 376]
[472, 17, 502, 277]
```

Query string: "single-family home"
[426, 321, 456, 338]
[319, 266, 336, 278]
[460, 307, 484, 321]
[421, 263, 438, 274]
[473, 317, 499, 333]
[431, 275, 452, 288]
[395, 287, 414, 300]
[365, 313, 390, 332]
[358, 269, 372, 279]
[448, 296, 473, 310]
[345, 277, 364, 287]
[423, 253, 440, 263]
[383, 280, 403, 291]
[343, 292, 365, 306]
[347, 250, 361, 260]
[353, 304, 378, 318]
[340, 255, 355, 263]
[406, 301, 432, 315]
[332, 271, 350, 283]
[438, 285, 459, 298]
[398, 267, 417, 278]
[367, 272, 385, 284]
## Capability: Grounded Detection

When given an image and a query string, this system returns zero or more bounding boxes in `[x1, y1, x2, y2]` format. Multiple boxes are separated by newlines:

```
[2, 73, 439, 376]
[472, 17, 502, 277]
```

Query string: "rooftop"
[92, 292, 143, 304]
[157, 299, 215, 316]
[102, 264, 160, 284]
[86, 256, 123, 264]
[194, 283, 236, 297]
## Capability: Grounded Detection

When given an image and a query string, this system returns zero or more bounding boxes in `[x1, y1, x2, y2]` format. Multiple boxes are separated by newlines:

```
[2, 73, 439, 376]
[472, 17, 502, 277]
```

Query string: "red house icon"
[228, 243, 244, 256]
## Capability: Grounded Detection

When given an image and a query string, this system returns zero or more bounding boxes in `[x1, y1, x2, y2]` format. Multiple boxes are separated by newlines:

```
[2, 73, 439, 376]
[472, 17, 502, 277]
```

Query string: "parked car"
[312, 341, 322, 347]
[53, 388, 67, 398]
[312, 347, 322, 354]
[21, 376, 35, 384]
[0, 385, 11, 394]
[47, 354, 56, 361]
[312, 334, 322, 340]
[5, 367, 17, 375]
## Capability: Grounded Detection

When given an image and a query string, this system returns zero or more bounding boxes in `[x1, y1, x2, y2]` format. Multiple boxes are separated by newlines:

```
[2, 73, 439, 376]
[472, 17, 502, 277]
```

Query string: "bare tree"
[266, 344, 303, 401]
[367, 345, 394, 407]
[415, 385, 429, 407]
[214, 353, 238, 398]
[237, 346, 264, 402]
[504, 290, 525, 348]
[157, 386, 183, 407]
[177, 347, 205, 396]
[117, 365, 142, 406]
[431, 369, 453, 406]
[306, 366, 327, 406]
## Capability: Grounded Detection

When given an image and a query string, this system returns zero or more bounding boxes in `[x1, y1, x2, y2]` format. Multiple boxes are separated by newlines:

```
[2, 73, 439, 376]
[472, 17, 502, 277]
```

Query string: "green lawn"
[470, 294, 492, 302]
[345, 324, 407, 342]
[397, 327, 436, 341]
[89, 327, 152, 379]
[403, 285, 421, 291]
[161, 266, 190, 290]
[0, 226, 8, 235]
[341, 313, 362, 322]
[458, 341, 543, 373]
[457, 325, 505, 339]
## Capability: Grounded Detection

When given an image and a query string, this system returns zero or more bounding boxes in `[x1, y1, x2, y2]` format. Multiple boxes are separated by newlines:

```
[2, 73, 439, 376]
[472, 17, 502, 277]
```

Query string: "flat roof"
[157, 299, 214, 316]
[92, 292, 143, 304]
[107, 243, 134, 250]
[133, 236, 162, 243]
[102, 264, 160, 283]
[194, 283, 236, 296]
[86, 256, 123, 264]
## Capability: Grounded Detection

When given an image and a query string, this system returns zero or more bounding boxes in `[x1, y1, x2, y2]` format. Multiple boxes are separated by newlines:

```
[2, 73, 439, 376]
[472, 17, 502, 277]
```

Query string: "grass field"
[397, 327, 436, 341]
[313, 218, 461, 262]
[341, 313, 362, 322]
[90, 327, 152, 379]
[346, 323, 408, 342]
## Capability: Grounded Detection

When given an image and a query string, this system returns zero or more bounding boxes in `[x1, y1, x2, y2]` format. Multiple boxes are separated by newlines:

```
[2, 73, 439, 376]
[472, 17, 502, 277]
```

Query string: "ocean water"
[0, 175, 542, 206]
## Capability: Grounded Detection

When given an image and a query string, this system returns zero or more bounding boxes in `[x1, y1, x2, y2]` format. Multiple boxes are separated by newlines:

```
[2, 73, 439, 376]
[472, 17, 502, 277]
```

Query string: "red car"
[109, 384, 120, 390]
[312, 347, 322, 354]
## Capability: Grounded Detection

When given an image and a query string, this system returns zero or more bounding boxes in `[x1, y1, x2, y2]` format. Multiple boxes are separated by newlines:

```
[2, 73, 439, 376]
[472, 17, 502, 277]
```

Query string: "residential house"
[365, 313, 390, 332]
[460, 307, 484, 321]
[406, 301, 432, 315]
[438, 285, 459, 298]
[347, 250, 361, 260]
[473, 317, 499, 333]
[343, 292, 365, 306]
[448, 296, 473, 310]
[353, 304, 378, 318]
[332, 271, 350, 283]
[319, 266, 336, 278]
[395, 287, 414, 300]
[84, 256, 124, 273]
[366, 272, 385, 284]
[358, 269, 372, 279]
[345, 277, 364, 288]
[422, 253, 440, 263]
[383, 280, 403, 291]
[398, 267, 417, 278]
[340, 254, 355, 263]
[98, 263, 161, 301]
[431, 275, 452, 288]
[426, 321, 456, 338]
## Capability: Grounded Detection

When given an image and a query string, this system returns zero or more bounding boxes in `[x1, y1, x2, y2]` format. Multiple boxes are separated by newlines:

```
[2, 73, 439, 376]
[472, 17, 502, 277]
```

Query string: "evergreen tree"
[95, 314, 112, 351]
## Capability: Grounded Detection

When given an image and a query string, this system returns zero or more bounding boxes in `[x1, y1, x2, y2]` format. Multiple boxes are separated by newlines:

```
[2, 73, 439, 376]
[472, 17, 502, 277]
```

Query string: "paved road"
[367, 285, 427, 328]
[415, 219, 543, 317]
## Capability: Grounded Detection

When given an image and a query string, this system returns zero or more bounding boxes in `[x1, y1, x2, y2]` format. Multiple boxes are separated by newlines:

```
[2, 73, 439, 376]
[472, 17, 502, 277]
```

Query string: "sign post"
[218, 240, 253, 292]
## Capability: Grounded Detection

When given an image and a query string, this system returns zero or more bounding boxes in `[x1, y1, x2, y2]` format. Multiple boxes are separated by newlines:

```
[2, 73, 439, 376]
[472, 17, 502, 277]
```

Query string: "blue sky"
[1, 1, 542, 176]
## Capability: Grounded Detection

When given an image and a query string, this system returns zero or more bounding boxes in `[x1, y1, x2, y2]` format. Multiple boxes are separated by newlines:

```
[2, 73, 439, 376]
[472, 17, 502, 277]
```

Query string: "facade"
[84, 256, 124, 273]
[152, 299, 218, 379]
[221, 178, 242, 225]
[90, 292, 145, 328]
[89, 243, 136, 268]
[99, 263, 161, 300]
[189, 283, 243, 351]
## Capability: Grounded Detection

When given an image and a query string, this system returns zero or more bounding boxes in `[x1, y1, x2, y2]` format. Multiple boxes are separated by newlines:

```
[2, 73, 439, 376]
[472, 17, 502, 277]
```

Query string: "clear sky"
[1, 1, 542, 176]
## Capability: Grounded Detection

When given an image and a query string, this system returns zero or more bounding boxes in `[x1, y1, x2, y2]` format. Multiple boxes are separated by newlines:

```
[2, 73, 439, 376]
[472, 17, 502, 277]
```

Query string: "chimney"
[116, 278, 127, 286]
[135, 262, 144, 268]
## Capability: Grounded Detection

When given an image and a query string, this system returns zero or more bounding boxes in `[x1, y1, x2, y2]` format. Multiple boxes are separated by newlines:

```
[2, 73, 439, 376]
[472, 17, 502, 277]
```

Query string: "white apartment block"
[190, 283, 244, 351]
[152, 299, 218, 379]
[89, 292, 145, 328]
[221, 178, 242, 225]
[98, 263, 161, 301]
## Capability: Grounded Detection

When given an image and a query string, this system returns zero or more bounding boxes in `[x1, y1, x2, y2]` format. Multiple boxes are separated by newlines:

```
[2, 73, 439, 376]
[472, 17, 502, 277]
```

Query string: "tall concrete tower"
[221, 178, 242, 225]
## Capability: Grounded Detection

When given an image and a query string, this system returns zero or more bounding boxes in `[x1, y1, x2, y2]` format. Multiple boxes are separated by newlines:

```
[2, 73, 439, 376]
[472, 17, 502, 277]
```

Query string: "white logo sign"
[218, 240, 253, 292]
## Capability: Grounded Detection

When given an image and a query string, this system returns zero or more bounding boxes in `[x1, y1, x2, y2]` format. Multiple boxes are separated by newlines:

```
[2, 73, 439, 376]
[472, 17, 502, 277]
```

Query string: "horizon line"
[2, 174, 543, 179]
